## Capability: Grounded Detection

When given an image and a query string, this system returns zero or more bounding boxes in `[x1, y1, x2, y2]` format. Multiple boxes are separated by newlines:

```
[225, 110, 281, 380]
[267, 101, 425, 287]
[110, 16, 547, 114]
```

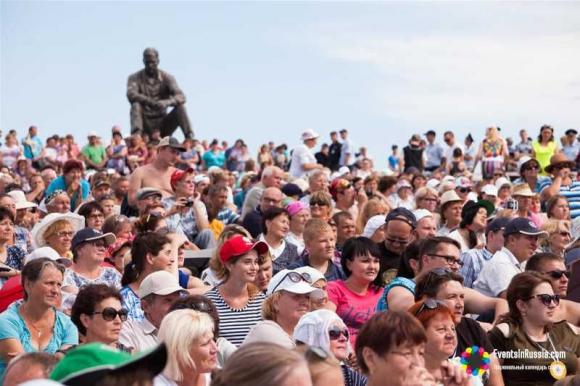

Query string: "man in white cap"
[80, 132, 108, 171]
[119, 270, 186, 352]
[289, 129, 323, 179]
[413, 209, 437, 240]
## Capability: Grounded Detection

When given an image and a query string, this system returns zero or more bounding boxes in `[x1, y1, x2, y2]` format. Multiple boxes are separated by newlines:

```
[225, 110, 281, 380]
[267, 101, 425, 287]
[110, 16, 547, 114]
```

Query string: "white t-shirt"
[289, 144, 317, 178]
[474, 247, 525, 297]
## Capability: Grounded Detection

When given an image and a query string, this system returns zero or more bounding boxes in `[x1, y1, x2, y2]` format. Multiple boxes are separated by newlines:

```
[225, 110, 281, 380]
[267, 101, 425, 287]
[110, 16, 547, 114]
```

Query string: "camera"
[184, 198, 194, 208]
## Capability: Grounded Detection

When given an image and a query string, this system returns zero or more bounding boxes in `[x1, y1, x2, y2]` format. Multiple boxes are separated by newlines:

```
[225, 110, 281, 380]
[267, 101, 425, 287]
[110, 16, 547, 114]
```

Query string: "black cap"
[504, 217, 547, 237]
[281, 183, 304, 198]
[565, 129, 578, 136]
[424, 130, 436, 136]
[485, 217, 510, 235]
[385, 207, 417, 229]
[72, 228, 116, 251]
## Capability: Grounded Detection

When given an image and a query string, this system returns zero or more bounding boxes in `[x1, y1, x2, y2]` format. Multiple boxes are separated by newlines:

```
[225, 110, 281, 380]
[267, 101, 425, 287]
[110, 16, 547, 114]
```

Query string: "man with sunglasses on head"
[474, 217, 547, 299]
[119, 270, 187, 353]
[526, 252, 580, 326]
[376, 207, 416, 286]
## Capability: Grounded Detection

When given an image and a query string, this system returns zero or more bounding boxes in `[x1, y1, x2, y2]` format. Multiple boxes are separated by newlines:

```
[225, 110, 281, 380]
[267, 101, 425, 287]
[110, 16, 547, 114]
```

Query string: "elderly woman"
[327, 237, 383, 346]
[0, 258, 78, 378]
[260, 207, 299, 274]
[77, 201, 106, 231]
[45, 159, 90, 210]
[489, 272, 580, 386]
[437, 190, 464, 236]
[295, 309, 367, 386]
[286, 201, 310, 255]
[156, 309, 218, 386]
[540, 219, 571, 259]
[408, 300, 469, 386]
[205, 235, 269, 346]
[30, 212, 85, 261]
[309, 191, 333, 222]
[0, 208, 26, 286]
[243, 268, 320, 349]
[70, 283, 128, 351]
[414, 186, 439, 213]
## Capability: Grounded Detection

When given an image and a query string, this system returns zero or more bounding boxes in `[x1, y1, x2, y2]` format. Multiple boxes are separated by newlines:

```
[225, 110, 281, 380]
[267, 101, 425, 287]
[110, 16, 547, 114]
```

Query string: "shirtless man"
[128, 136, 185, 206]
[526, 252, 580, 326]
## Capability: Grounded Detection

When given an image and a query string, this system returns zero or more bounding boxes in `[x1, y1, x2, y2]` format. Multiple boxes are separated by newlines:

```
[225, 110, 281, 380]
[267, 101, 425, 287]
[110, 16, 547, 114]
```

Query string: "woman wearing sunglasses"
[408, 299, 470, 386]
[70, 283, 129, 351]
[243, 268, 320, 349]
[309, 191, 333, 222]
[540, 219, 571, 258]
[488, 272, 580, 386]
[294, 309, 367, 386]
[327, 237, 383, 346]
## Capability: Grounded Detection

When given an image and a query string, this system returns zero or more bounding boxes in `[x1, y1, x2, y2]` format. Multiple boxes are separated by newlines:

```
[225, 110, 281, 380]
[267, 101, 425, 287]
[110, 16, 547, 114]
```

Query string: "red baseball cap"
[219, 235, 269, 263]
[170, 168, 194, 190]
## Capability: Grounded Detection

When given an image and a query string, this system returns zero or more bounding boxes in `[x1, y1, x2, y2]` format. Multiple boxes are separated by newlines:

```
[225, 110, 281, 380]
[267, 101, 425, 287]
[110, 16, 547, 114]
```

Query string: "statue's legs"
[130, 102, 144, 134]
[160, 104, 194, 139]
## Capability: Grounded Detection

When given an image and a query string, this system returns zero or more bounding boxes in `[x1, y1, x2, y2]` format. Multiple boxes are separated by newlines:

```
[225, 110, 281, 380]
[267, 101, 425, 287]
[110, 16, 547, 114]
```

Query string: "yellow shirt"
[532, 141, 557, 175]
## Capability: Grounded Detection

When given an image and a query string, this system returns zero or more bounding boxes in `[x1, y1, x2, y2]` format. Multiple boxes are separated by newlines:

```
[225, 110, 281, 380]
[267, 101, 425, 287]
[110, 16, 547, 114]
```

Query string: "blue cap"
[504, 217, 547, 237]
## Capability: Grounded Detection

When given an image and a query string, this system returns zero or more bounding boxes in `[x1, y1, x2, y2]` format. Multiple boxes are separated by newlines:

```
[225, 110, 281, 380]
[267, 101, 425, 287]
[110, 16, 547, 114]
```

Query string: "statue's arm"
[127, 75, 153, 105]
[163, 74, 186, 106]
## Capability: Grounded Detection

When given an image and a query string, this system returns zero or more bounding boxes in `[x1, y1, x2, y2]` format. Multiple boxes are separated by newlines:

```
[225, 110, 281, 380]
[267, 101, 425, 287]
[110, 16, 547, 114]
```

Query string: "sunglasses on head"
[310, 201, 328, 207]
[92, 307, 128, 321]
[414, 298, 445, 317]
[545, 270, 570, 280]
[328, 326, 349, 340]
[271, 271, 312, 293]
[527, 294, 560, 307]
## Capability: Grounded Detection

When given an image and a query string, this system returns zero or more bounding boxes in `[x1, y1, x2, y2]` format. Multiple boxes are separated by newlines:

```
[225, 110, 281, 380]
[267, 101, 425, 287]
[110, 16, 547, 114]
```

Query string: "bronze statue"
[127, 48, 193, 139]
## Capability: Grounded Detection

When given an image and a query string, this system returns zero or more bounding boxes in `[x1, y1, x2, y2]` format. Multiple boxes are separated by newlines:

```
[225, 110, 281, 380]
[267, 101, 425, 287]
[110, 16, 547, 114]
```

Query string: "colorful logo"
[460, 346, 490, 377]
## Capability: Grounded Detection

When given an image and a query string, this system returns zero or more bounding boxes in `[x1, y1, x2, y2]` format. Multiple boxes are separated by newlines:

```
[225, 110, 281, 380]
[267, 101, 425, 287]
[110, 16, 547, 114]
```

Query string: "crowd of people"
[0, 123, 579, 386]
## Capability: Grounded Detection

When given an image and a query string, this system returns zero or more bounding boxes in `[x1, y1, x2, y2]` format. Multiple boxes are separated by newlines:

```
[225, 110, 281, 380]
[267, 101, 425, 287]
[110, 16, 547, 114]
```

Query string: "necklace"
[528, 331, 568, 381]
[20, 305, 52, 339]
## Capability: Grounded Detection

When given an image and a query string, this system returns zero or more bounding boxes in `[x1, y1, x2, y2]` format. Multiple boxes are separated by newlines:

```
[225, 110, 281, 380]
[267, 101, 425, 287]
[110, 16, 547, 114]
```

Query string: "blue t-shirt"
[0, 300, 78, 378]
[202, 151, 225, 169]
[375, 276, 415, 311]
[22, 136, 43, 159]
[45, 175, 91, 209]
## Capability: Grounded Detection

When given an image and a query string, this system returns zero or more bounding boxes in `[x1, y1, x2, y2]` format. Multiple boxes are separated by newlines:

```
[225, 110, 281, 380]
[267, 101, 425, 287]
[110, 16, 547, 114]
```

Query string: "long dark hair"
[537, 125, 554, 143]
[497, 271, 552, 327]
[121, 231, 170, 286]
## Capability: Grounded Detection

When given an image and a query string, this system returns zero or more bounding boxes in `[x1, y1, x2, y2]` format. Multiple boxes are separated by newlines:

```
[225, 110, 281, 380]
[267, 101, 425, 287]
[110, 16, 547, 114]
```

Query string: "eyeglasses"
[413, 298, 445, 317]
[92, 307, 129, 321]
[89, 213, 105, 219]
[270, 271, 311, 293]
[422, 197, 438, 203]
[428, 254, 464, 267]
[557, 231, 571, 237]
[385, 237, 411, 246]
[527, 294, 560, 307]
[545, 270, 570, 280]
[328, 326, 349, 341]
[55, 231, 74, 238]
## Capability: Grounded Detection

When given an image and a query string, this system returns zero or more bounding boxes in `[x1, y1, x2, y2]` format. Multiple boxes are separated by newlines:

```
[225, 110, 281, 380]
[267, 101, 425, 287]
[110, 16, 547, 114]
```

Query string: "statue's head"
[143, 48, 160, 74]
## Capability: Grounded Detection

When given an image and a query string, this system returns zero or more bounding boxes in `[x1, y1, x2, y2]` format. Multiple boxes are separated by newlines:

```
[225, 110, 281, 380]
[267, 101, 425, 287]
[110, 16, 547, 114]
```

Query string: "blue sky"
[2, 1, 579, 169]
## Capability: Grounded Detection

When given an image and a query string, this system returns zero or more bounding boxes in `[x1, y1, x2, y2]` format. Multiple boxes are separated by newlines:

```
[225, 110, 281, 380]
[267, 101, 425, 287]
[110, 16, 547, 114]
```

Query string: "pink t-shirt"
[327, 280, 384, 346]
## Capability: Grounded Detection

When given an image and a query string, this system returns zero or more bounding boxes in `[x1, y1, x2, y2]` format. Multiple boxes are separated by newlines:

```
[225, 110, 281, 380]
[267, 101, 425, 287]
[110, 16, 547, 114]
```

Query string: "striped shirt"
[538, 179, 580, 218]
[205, 286, 265, 347]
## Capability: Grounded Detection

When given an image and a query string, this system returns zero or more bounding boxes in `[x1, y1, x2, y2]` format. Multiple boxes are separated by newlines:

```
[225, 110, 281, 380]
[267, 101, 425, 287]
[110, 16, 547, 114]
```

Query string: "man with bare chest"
[128, 136, 185, 206]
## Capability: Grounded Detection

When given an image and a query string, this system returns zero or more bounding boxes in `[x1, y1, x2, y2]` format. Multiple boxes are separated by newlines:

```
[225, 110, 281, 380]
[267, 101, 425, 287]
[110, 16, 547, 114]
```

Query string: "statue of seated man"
[127, 48, 193, 139]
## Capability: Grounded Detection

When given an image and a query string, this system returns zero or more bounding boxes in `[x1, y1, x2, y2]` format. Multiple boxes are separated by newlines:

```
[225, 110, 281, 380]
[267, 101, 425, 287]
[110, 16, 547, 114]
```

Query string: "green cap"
[50, 343, 167, 386]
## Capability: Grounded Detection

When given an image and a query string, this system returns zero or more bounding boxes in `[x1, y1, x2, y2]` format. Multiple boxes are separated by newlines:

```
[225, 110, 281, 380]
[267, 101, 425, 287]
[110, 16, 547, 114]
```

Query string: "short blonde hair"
[356, 197, 389, 234]
[158, 309, 214, 382]
[43, 220, 73, 241]
[303, 218, 332, 243]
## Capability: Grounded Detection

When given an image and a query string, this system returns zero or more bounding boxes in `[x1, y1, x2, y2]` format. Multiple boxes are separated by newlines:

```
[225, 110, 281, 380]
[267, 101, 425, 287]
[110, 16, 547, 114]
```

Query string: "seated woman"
[0, 208, 26, 286]
[204, 235, 269, 346]
[327, 237, 383, 346]
[77, 201, 106, 232]
[285, 201, 310, 255]
[295, 309, 367, 386]
[30, 212, 84, 261]
[259, 207, 299, 274]
[243, 268, 320, 348]
[408, 299, 470, 386]
[0, 258, 78, 378]
[447, 200, 492, 252]
[488, 271, 580, 386]
[540, 219, 571, 258]
[70, 283, 128, 351]
[156, 309, 218, 386]
[169, 294, 237, 369]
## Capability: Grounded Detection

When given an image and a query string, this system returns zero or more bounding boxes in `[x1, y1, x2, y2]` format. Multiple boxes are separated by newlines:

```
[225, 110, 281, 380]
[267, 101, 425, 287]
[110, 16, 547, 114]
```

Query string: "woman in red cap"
[204, 235, 269, 346]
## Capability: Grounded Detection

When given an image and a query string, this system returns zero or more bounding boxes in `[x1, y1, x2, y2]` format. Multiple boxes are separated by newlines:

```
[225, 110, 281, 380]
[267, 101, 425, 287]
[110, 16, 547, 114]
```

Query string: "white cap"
[337, 166, 350, 177]
[481, 184, 498, 197]
[412, 209, 433, 222]
[25, 246, 67, 265]
[266, 269, 322, 296]
[426, 179, 441, 189]
[294, 266, 326, 284]
[495, 177, 512, 189]
[7, 190, 37, 210]
[362, 215, 386, 238]
[301, 129, 320, 141]
[139, 271, 185, 298]
[396, 180, 412, 190]
[194, 175, 210, 184]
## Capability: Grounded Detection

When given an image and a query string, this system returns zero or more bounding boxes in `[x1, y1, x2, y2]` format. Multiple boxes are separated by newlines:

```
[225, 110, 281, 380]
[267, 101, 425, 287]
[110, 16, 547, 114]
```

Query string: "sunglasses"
[457, 187, 471, 194]
[545, 270, 571, 280]
[428, 254, 464, 267]
[173, 301, 213, 313]
[310, 201, 329, 207]
[414, 298, 445, 317]
[92, 307, 129, 321]
[524, 165, 539, 171]
[385, 236, 411, 246]
[328, 326, 349, 340]
[270, 271, 312, 293]
[527, 294, 560, 307]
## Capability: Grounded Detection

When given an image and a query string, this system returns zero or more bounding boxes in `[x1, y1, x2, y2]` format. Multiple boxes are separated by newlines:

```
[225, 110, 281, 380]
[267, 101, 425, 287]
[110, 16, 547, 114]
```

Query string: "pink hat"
[287, 201, 308, 217]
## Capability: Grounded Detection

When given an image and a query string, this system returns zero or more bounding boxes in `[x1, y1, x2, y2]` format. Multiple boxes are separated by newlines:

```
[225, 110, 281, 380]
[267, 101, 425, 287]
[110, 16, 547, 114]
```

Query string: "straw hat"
[31, 212, 85, 248]
[440, 190, 463, 207]
[512, 183, 535, 197]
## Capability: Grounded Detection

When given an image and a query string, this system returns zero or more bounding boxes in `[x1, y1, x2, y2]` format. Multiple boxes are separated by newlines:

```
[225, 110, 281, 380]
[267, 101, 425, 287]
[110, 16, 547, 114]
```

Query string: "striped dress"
[205, 286, 265, 347]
